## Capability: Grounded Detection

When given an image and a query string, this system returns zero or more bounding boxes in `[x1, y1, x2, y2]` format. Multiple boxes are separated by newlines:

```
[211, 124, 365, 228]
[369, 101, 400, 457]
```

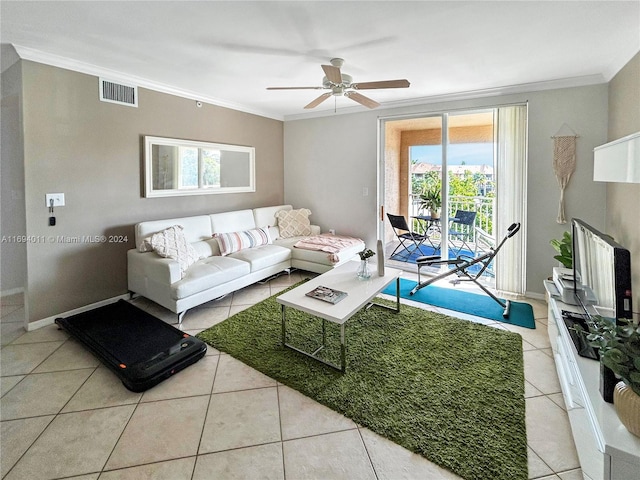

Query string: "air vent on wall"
[99, 78, 138, 107]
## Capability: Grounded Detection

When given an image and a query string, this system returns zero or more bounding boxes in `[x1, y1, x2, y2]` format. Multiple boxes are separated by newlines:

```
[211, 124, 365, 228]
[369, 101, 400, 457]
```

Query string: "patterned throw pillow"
[149, 225, 200, 277]
[138, 237, 153, 252]
[275, 208, 312, 238]
[214, 227, 272, 256]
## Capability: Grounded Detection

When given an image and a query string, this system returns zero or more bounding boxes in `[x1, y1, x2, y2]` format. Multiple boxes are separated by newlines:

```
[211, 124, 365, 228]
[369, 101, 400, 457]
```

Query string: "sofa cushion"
[274, 236, 364, 266]
[253, 205, 292, 229]
[210, 209, 256, 234]
[171, 256, 250, 300]
[149, 225, 201, 276]
[215, 227, 272, 256]
[229, 244, 291, 272]
[293, 234, 365, 263]
[191, 238, 220, 258]
[135, 215, 213, 251]
[275, 208, 312, 238]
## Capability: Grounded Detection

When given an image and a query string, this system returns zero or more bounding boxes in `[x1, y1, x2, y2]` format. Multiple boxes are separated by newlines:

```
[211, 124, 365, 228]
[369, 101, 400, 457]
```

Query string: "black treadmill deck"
[55, 299, 207, 392]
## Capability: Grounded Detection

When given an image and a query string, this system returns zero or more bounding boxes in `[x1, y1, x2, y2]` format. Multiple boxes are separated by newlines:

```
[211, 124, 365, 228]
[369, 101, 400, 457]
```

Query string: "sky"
[410, 143, 494, 166]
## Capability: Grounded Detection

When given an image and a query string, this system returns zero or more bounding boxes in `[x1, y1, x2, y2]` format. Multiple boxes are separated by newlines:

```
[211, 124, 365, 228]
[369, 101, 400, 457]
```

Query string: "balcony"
[411, 192, 493, 229]
[385, 194, 496, 281]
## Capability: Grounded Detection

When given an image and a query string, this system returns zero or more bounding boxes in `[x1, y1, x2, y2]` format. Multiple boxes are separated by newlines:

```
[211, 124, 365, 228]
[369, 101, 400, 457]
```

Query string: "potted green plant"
[550, 231, 572, 268]
[585, 317, 640, 437]
[420, 184, 442, 219]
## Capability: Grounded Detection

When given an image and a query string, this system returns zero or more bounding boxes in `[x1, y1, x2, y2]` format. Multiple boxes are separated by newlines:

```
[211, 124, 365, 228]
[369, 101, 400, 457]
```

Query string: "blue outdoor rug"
[383, 278, 535, 329]
[390, 244, 441, 263]
[390, 245, 493, 276]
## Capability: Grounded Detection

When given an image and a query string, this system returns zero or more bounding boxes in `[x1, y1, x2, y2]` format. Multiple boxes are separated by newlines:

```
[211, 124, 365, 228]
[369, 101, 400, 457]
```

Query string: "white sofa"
[127, 205, 364, 321]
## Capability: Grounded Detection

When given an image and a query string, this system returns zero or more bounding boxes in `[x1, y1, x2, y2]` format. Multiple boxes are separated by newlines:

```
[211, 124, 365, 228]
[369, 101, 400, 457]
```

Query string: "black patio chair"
[448, 210, 477, 256]
[410, 223, 521, 318]
[386, 213, 428, 261]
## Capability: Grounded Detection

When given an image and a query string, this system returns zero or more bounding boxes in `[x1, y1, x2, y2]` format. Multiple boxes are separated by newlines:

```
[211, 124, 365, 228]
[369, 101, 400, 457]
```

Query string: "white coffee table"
[276, 261, 402, 372]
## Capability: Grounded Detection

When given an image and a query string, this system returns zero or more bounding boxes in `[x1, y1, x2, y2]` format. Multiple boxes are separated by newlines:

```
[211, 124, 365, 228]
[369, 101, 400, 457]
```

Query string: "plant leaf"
[605, 348, 628, 364]
[629, 370, 640, 384]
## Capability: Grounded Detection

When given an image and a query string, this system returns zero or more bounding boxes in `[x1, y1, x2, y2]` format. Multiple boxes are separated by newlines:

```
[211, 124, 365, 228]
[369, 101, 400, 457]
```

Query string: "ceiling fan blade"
[351, 79, 410, 90]
[322, 64, 343, 85]
[304, 92, 332, 109]
[345, 91, 380, 109]
[266, 86, 324, 90]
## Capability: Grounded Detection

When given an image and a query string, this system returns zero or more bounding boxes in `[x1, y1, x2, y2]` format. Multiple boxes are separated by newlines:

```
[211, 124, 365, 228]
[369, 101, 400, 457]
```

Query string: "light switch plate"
[45, 193, 65, 207]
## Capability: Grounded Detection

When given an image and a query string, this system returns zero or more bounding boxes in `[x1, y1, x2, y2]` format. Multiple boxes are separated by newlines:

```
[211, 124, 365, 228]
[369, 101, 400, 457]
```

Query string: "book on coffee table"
[305, 285, 348, 304]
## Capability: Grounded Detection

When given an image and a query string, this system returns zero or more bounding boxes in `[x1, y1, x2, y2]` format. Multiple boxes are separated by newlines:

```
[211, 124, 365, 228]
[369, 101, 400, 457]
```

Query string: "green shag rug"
[197, 286, 527, 480]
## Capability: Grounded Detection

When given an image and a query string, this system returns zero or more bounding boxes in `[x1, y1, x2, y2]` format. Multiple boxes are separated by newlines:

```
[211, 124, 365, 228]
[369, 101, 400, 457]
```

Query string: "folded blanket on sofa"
[293, 234, 363, 263]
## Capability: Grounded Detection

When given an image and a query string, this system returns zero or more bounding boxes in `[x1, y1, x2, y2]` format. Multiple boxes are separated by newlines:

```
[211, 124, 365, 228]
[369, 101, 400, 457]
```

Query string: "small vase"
[357, 260, 371, 280]
[613, 381, 640, 437]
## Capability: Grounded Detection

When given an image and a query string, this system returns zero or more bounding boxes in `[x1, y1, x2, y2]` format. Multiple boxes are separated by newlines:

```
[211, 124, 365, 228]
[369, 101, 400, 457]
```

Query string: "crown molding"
[283, 73, 607, 122]
[12, 44, 285, 121]
[601, 47, 640, 81]
[12, 44, 609, 124]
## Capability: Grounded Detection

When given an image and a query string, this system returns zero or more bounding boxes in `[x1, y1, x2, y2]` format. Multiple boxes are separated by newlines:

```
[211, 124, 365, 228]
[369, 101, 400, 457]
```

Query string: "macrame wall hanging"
[552, 124, 579, 224]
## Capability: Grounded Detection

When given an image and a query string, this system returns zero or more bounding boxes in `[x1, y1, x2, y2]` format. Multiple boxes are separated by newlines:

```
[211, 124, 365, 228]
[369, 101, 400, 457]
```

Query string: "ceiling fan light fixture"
[267, 57, 410, 110]
[322, 73, 352, 88]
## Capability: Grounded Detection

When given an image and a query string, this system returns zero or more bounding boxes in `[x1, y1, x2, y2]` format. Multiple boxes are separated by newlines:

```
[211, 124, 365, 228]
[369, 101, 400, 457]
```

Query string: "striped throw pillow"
[214, 227, 272, 256]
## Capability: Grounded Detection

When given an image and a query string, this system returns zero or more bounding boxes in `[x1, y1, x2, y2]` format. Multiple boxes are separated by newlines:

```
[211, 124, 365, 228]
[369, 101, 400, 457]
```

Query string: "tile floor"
[0, 270, 583, 480]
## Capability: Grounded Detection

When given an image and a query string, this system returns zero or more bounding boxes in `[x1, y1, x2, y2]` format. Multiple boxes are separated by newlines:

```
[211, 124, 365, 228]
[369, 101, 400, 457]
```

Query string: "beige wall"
[1, 61, 27, 294]
[606, 51, 640, 318]
[16, 61, 284, 323]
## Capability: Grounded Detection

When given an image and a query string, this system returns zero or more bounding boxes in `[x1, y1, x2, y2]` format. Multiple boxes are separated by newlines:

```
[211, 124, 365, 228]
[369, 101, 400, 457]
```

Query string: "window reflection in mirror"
[144, 136, 255, 197]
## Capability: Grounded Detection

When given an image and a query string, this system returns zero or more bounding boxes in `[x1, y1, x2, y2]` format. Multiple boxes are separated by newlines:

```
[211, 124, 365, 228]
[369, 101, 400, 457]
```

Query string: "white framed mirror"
[143, 136, 255, 198]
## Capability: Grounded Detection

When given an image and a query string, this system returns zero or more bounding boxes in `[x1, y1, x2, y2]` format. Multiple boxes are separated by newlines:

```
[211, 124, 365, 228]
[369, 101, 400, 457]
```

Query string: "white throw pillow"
[149, 225, 200, 277]
[275, 208, 312, 238]
[138, 237, 153, 252]
[214, 227, 272, 256]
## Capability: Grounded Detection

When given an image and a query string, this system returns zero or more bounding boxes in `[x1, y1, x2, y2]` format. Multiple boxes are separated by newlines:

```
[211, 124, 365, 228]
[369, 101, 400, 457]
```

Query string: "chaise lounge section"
[127, 205, 364, 322]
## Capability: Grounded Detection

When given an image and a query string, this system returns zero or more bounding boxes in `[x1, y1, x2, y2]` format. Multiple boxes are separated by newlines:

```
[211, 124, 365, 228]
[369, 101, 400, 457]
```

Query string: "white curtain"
[495, 105, 528, 296]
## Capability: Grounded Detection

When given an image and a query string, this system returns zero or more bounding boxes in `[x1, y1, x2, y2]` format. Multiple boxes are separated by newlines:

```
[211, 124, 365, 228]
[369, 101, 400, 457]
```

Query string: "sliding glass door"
[380, 104, 527, 295]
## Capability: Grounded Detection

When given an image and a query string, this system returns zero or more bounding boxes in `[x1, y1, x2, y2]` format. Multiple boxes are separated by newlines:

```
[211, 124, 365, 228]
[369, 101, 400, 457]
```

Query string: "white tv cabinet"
[545, 287, 640, 480]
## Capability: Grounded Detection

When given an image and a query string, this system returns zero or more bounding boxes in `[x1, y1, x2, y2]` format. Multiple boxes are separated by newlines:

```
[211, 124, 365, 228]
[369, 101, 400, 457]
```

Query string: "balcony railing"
[409, 194, 496, 251]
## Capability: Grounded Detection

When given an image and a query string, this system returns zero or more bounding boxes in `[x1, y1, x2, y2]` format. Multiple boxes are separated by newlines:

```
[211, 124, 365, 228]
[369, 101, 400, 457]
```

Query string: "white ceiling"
[2, 1, 639, 120]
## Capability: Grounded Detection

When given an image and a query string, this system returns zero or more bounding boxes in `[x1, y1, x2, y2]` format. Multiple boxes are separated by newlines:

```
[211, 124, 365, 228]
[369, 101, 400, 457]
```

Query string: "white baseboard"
[525, 291, 546, 301]
[27, 293, 131, 331]
[1, 287, 25, 297]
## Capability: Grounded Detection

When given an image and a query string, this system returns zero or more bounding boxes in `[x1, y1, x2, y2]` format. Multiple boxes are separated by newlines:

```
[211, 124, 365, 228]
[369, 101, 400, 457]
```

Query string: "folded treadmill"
[55, 299, 207, 392]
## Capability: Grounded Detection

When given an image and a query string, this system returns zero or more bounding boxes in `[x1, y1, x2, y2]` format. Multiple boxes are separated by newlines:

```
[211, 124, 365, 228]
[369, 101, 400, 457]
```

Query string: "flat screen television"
[571, 218, 633, 322]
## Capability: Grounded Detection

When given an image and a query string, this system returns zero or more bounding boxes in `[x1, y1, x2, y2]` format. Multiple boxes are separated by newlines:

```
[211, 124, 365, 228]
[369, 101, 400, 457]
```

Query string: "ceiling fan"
[267, 58, 410, 109]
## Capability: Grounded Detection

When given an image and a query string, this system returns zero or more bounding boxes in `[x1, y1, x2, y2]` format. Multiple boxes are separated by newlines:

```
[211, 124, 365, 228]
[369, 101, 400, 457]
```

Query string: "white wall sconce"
[593, 131, 640, 183]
